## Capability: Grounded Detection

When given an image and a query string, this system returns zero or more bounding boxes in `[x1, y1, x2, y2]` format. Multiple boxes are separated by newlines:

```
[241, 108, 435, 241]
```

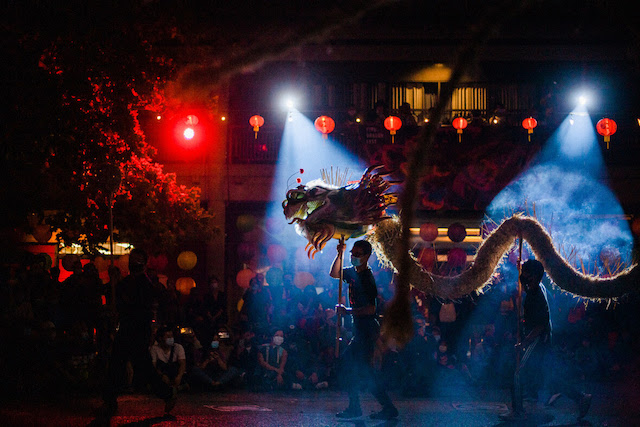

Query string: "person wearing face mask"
[257, 329, 289, 390]
[330, 240, 398, 420]
[150, 327, 187, 391]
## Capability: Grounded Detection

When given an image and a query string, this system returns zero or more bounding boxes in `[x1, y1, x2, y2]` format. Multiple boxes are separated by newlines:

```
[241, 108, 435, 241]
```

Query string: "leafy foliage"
[1, 2, 213, 254]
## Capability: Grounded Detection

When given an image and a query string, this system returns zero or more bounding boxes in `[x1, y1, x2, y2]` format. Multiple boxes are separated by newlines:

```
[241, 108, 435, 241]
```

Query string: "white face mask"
[165, 337, 175, 347]
[350, 256, 362, 267]
[273, 336, 284, 346]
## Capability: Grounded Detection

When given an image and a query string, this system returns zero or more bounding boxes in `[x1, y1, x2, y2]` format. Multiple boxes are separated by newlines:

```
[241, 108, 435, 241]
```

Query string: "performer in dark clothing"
[98, 249, 176, 420]
[330, 240, 398, 420]
[502, 259, 591, 421]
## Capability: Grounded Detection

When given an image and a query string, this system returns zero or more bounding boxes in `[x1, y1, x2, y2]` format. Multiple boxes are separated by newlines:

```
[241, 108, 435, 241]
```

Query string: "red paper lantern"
[384, 116, 402, 143]
[236, 268, 255, 289]
[452, 117, 468, 142]
[417, 247, 436, 271]
[447, 223, 467, 243]
[249, 115, 265, 139]
[267, 244, 287, 265]
[522, 117, 538, 141]
[596, 118, 617, 149]
[447, 248, 467, 267]
[176, 277, 196, 295]
[314, 116, 335, 139]
[177, 251, 198, 270]
[419, 222, 439, 242]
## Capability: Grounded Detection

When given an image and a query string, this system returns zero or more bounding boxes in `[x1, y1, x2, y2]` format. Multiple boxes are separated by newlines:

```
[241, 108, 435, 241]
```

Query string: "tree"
[1, 2, 212, 254]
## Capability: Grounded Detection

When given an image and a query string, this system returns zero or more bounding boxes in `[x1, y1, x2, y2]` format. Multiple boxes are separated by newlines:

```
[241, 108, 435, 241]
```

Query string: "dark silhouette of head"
[129, 248, 148, 274]
[520, 259, 544, 291]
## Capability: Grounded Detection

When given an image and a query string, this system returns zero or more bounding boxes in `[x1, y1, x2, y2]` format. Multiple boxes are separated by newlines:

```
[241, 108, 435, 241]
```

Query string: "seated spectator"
[401, 318, 438, 396]
[150, 327, 187, 390]
[189, 328, 241, 390]
[257, 329, 289, 390]
[286, 327, 328, 390]
[231, 330, 260, 388]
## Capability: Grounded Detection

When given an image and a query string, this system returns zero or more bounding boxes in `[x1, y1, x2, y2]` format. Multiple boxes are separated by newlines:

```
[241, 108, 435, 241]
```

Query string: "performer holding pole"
[330, 239, 398, 420]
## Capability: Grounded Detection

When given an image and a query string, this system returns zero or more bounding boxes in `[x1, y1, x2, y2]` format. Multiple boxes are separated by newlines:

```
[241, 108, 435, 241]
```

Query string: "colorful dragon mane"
[282, 165, 396, 257]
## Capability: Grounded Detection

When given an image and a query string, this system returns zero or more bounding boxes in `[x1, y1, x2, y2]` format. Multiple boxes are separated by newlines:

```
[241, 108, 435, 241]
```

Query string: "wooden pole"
[335, 234, 345, 359]
[515, 234, 524, 410]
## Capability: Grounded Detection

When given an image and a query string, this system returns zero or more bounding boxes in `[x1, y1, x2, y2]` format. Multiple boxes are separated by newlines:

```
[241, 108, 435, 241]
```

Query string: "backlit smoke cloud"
[487, 111, 633, 274]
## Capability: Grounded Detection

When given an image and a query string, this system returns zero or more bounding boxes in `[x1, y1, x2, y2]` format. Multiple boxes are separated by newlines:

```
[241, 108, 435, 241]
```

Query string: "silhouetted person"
[501, 259, 591, 421]
[331, 240, 398, 420]
[98, 249, 176, 421]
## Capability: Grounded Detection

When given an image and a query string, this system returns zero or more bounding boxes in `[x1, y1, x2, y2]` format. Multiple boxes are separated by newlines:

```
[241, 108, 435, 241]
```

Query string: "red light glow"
[183, 127, 195, 140]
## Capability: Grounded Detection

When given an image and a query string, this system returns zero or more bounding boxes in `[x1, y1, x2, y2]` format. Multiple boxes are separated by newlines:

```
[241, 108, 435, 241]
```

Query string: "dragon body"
[369, 215, 639, 300]
[283, 168, 638, 342]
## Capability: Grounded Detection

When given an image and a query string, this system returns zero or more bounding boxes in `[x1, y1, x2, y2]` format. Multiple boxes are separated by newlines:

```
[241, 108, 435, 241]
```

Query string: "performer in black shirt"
[330, 239, 398, 420]
[501, 259, 591, 421]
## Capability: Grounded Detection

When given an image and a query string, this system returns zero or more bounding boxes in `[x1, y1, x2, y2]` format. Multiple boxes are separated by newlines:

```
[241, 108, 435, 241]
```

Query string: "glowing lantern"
[176, 277, 196, 295]
[236, 214, 256, 233]
[294, 271, 315, 290]
[447, 248, 467, 268]
[147, 253, 168, 272]
[452, 117, 468, 142]
[384, 116, 402, 144]
[267, 244, 287, 265]
[314, 116, 335, 139]
[447, 223, 467, 243]
[596, 118, 617, 149]
[249, 115, 265, 139]
[417, 247, 436, 271]
[522, 117, 538, 141]
[419, 222, 439, 242]
[236, 268, 255, 289]
[177, 251, 197, 270]
[183, 115, 199, 141]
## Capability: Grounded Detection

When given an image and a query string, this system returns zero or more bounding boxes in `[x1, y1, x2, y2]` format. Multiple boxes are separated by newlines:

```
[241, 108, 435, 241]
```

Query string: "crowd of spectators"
[1, 251, 639, 403]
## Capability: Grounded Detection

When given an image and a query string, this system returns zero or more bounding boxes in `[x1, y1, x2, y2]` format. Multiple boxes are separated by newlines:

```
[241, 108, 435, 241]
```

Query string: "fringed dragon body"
[370, 215, 639, 300]
[283, 168, 638, 343]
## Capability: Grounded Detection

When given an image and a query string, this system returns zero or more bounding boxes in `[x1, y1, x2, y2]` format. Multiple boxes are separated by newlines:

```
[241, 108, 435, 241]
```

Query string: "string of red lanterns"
[245, 114, 625, 150]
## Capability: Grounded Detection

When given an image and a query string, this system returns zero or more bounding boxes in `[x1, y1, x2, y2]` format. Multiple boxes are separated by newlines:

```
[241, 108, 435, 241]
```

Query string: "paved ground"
[2, 381, 639, 426]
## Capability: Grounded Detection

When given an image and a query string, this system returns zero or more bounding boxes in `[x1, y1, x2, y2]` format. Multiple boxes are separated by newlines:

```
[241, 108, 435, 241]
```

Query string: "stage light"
[183, 127, 195, 140]
[573, 90, 594, 108]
